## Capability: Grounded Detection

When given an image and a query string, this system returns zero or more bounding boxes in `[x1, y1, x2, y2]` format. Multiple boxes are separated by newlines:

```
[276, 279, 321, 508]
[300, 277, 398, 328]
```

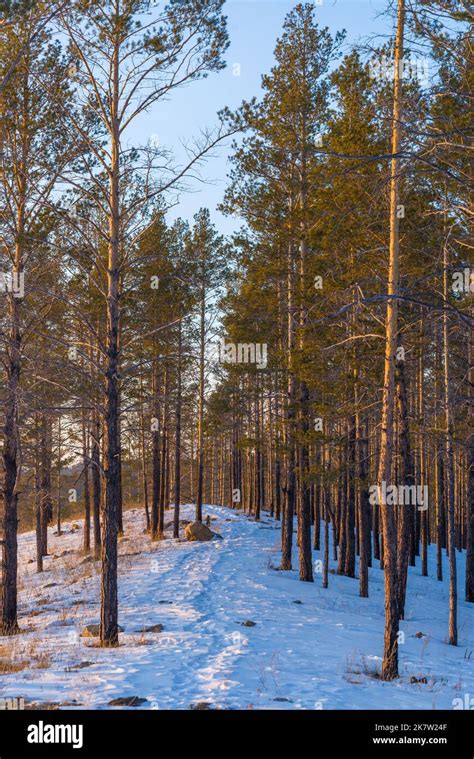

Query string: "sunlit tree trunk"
[442, 237, 457, 645]
[100, 29, 121, 646]
[196, 270, 205, 522]
[173, 319, 183, 538]
[377, 0, 405, 680]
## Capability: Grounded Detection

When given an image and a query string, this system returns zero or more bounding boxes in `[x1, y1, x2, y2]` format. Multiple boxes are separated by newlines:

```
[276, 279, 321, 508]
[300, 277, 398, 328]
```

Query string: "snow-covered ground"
[1, 504, 472, 710]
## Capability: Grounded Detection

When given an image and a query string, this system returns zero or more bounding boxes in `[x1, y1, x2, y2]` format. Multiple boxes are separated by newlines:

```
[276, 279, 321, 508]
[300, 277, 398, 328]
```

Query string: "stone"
[184, 521, 214, 542]
[135, 624, 164, 633]
[66, 661, 93, 671]
[108, 696, 147, 707]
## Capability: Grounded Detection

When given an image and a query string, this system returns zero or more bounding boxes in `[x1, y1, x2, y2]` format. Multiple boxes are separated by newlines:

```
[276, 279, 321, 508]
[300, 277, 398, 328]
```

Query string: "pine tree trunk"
[255, 380, 262, 521]
[34, 413, 43, 574]
[466, 309, 474, 601]
[356, 412, 369, 597]
[56, 417, 62, 536]
[173, 320, 182, 539]
[139, 371, 150, 531]
[396, 357, 413, 619]
[298, 379, 313, 581]
[39, 413, 52, 557]
[434, 319, 444, 581]
[344, 424, 356, 578]
[91, 409, 102, 559]
[82, 403, 91, 554]
[196, 281, 205, 522]
[282, 230, 296, 570]
[158, 366, 168, 538]
[1, 292, 21, 634]
[418, 319, 428, 577]
[151, 362, 161, 540]
[297, 171, 312, 579]
[337, 467, 347, 575]
[442, 237, 457, 645]
[322, 444, 330, 589]
[100, 39, 121, 646]
[377, 0, 405, 680]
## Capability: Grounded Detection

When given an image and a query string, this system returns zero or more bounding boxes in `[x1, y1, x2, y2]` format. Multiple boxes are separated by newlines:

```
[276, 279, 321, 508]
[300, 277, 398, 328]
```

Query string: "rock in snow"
[184, 521, 214, 542]
[108, 697, 147, 707]
[135, 624, 164, 633]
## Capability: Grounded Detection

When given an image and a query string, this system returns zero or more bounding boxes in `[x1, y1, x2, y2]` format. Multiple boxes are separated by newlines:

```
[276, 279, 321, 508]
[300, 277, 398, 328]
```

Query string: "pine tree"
[0, 10, 73, 633]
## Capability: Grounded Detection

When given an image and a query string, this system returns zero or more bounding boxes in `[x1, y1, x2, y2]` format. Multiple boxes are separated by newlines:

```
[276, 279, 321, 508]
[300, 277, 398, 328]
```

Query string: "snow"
[1, 504, 472, 710]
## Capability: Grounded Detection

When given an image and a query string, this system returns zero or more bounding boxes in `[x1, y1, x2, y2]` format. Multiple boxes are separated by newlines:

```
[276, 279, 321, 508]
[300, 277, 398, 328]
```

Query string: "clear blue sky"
[129, 0, 391, 235]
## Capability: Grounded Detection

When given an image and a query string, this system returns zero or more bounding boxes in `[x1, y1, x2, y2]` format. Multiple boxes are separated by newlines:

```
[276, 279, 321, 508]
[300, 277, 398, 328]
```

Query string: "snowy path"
[1, 505, 473, 709]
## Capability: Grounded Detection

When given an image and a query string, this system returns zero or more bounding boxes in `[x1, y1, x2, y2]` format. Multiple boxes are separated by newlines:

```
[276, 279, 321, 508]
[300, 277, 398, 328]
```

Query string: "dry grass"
[26, 639, 52, 670]
[0, 659, 28, 674]
[133, 634, 152, 646]
[0, 637, 52, 672]
[346, 653, 382, 681]
[58, 606, 75, 625]
[32, 652, 51, 669]
[64, 559, 98, 586]
[0, 641, 28, 673]
[119, 536, 143, 556]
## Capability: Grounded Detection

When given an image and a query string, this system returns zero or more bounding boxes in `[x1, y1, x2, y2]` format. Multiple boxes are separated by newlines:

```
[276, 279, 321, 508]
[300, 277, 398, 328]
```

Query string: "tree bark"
[466, 308, 474, 601]
[1, 206, 23, 635]
[173, 319, 183, 539]
[396, 357, 414, 619]
[377, 0, 405, 680]
[100, 32, 120, 646]
[196, 273, 205, 522]
[39, 413, 52, 557]
[82, 402, 91, 554]
[282, 237, 296, 570]
[442, 236, 457, 645]
[91, 408, 102, 560]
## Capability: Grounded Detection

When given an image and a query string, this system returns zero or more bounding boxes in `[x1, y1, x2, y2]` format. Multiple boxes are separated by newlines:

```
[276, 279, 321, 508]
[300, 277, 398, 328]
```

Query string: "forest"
[0, 0, 472, 717]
